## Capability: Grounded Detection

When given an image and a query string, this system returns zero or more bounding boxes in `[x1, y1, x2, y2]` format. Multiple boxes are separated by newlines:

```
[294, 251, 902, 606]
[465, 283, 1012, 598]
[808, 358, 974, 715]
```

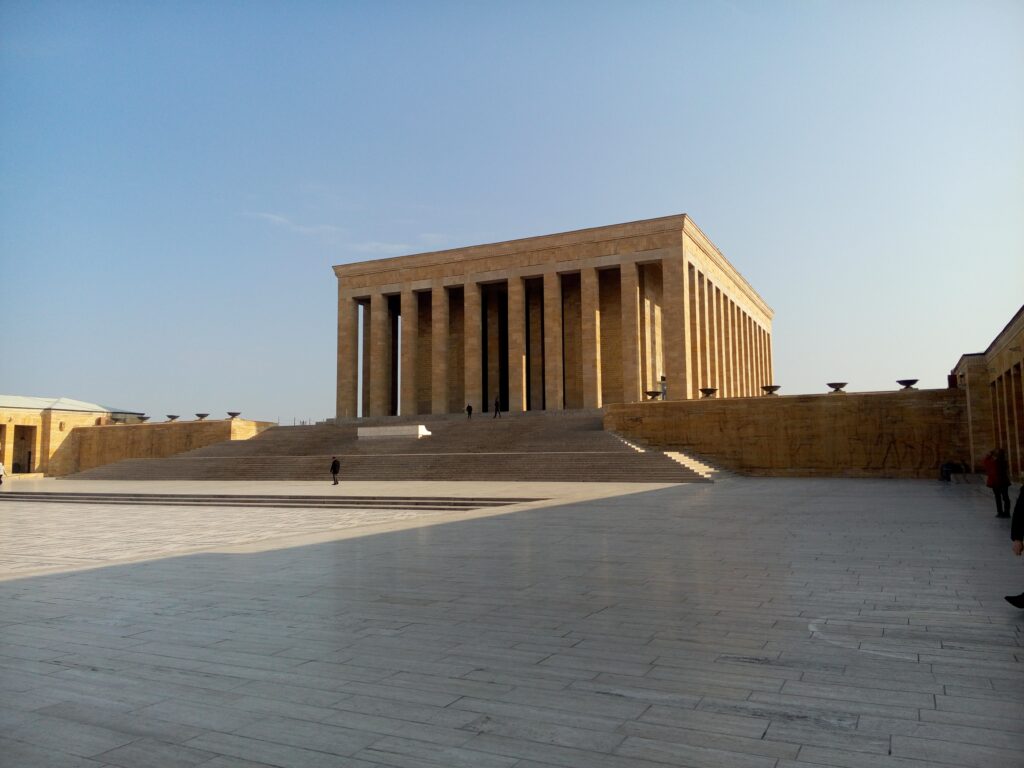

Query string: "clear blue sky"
[2, 1, 1021, 423]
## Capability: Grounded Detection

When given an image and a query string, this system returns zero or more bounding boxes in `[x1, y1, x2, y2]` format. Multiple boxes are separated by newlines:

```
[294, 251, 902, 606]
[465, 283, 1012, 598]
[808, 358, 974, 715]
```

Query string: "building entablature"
[333, 215, 772, 326]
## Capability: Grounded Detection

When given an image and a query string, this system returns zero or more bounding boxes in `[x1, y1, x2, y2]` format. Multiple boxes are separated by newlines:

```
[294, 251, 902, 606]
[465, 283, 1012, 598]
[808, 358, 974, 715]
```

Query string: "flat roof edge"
[332, 214, 688, 275]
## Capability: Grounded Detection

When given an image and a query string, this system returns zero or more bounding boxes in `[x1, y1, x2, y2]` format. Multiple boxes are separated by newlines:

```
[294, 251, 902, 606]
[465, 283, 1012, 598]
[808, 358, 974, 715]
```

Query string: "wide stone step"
[0, 491, 538, 510]
[72, 452, 704, 483]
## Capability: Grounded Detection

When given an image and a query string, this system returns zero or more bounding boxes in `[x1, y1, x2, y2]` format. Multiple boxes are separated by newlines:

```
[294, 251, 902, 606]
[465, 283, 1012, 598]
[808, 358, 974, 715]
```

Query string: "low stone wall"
[55, 418, 274, 476]
[604, 389, 969, 478]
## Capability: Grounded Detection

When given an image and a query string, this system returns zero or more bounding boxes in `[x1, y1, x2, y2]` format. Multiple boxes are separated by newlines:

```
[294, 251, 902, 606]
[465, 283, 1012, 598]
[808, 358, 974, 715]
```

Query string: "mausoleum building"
[334, 215, 773, 419]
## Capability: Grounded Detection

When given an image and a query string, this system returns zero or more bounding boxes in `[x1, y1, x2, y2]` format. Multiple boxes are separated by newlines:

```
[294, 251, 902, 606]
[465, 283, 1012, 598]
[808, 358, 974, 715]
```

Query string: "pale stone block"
[357, 425, 432, 439]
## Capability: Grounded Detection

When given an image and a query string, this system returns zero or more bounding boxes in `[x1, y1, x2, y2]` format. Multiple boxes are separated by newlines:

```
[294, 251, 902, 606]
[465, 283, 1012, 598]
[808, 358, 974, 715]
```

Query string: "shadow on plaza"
[2, 479, 1023, 768]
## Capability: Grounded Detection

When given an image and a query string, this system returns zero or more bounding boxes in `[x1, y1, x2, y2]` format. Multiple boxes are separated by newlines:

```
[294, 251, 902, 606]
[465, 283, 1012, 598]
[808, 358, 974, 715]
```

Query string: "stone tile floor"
[0, 477, 1021, 767]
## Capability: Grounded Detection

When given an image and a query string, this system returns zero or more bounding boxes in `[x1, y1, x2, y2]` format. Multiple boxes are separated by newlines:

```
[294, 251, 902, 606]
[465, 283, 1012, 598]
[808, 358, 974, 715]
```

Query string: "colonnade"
[336, 255, 772, 419]
[991, 360, 1023, 480]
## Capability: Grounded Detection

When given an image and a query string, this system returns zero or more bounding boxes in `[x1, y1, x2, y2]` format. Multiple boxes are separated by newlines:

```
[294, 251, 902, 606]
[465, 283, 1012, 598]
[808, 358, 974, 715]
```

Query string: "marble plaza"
[1, 478, 1022, 767]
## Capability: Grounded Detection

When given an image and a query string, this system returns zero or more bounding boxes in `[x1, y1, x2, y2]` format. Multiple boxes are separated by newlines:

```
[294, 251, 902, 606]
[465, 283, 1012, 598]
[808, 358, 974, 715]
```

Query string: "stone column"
[431, 285, 449, 414]
[698, 272, 711, 389]
[750, 318, 758, 393]
[766, 329, 774, 386]
[726, 299, 737, 397]
[399, 289, 418, 416]
[507, 276, 527, 412]
[0, 422, 14, 474]
[687, 264, 703, 396]
[744, 313, 753, 395]
[620, 262, 641, 403]
[739, 312, 749, 396]
[543, 272, 564, 410]
[336, 289, 359, 420]
[708, 282, 720, 391]
[463, 280, 483, 413]
[369, 291, 391, 416]
[360, 302, 371, 415]
[759, 325, 767, 389]
[581, 266, 602, 408]
[752, 323, 762, 391]
[662, 254, 693, 400]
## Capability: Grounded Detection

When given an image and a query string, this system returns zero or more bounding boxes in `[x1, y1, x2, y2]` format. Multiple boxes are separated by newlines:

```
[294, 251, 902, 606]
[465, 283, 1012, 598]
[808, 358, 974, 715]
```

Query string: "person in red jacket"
[982, 448, 1011, 518]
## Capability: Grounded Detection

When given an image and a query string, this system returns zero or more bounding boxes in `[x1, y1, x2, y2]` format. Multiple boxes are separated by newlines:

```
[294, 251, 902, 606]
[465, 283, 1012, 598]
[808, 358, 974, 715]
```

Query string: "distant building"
[953, 306, 1024, 477]
[0, 395, 142, 475]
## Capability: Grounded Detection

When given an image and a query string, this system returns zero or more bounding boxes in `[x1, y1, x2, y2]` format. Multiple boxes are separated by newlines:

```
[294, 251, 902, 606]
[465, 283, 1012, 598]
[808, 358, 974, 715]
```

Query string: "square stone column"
[507, 276, 527, 412]
[360, 301, 371, 415]
[431, 285, 449, 414]
[697, 272, 710, 390]
[399, 289, 418, 416]
[336, 289, 359, 420]
[581, 266, 601, 408]
[739, 311, 748, 395]
[543, 272, 564, 410]
[757, 325, 766, 390]
[712, 282, 720, 391]
[463, 280, 483, 412]
[749, 315, 757, 393]
[726, 299, 737, 397]
[661, 253, 692, 400]
[369, 292, 391, 416]
[686, 264, 703, 396]
[620, 263, 641, 403]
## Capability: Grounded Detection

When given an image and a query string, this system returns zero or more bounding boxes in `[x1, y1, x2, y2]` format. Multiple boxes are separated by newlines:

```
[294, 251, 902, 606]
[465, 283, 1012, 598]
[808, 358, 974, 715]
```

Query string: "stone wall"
[59, 418, 274, 476]
[604, 389, 969, 478]
[2, 408, 113, 475]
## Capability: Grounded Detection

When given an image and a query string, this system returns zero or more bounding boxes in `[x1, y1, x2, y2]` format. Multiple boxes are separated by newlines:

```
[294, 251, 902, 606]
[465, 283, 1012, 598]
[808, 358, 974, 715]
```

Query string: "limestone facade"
[71, 417, 273, 476]
[953, 304, 1024, 479]
[334, 215, 774, 418]
[0, 396, 141, 476]
[605, 389, 969, 479]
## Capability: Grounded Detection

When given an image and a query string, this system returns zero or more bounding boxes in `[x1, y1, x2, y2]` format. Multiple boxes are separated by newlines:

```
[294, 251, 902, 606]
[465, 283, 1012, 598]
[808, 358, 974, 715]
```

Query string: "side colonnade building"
[334, 215, 773, 419]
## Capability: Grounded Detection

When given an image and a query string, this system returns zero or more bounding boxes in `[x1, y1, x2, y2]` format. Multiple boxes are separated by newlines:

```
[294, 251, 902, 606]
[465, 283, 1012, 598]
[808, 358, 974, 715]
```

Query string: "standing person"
[329, 456, 340, 485]
[465, 404, 473, 419]
[493, 395, 501, 419]
[0, 460, 5, 486]
[1006, 488, 1024, 608]
[982, 448, 1011, 517]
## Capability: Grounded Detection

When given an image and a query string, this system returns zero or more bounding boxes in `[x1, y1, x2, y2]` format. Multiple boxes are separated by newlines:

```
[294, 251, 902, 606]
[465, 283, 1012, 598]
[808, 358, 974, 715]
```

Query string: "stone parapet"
[62, 418, 274, 476]
[605, 389, 969, 479]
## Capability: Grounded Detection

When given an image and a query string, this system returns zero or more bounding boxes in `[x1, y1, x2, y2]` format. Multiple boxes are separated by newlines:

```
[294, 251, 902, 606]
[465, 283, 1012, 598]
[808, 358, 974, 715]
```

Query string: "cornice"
[332, 214, 687, 279]
[682, 216, 774, 320]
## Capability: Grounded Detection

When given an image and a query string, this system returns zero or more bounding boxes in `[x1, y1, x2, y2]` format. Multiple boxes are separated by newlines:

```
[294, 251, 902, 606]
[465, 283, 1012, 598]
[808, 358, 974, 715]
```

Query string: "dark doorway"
[13, 425, 36, 473]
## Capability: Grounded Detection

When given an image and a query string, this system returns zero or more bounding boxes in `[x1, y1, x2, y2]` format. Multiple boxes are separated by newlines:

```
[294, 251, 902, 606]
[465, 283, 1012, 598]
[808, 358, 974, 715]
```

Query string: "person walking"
[1005, 488, 1024, 609]
[982, 448, 1011, 517]
[329, 456, 340, 485]
[493, 395, 501, 419]
[465, 404, 473, 419]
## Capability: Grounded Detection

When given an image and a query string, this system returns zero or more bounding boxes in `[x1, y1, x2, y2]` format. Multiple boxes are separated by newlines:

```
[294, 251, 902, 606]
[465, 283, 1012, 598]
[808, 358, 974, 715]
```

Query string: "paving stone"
[1, 477, 1022, 766]
[3, 714, 137, 757]
[354, 735, 519, 768]
[615, 735, 779, 768]
[94, 737, 216, 768]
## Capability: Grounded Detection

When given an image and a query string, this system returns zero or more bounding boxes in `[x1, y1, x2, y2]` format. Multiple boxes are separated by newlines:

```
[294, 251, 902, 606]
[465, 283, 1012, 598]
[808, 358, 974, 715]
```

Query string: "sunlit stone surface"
[1, 477, 1022, 766]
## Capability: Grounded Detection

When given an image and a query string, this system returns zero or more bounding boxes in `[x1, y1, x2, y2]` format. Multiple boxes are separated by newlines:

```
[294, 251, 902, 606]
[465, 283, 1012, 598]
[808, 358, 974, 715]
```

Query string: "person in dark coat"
[330, 456, 340, 485]
[982, 448, 1011, 517]
[493, 395, 501, 419]
[465, 404, 473, 419]
[1005, 488, 1024, 609]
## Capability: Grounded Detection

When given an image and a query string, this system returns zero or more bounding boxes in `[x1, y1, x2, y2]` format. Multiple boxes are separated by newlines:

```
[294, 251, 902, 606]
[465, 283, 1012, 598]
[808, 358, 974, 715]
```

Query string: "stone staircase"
[69, 411, 707, 483]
